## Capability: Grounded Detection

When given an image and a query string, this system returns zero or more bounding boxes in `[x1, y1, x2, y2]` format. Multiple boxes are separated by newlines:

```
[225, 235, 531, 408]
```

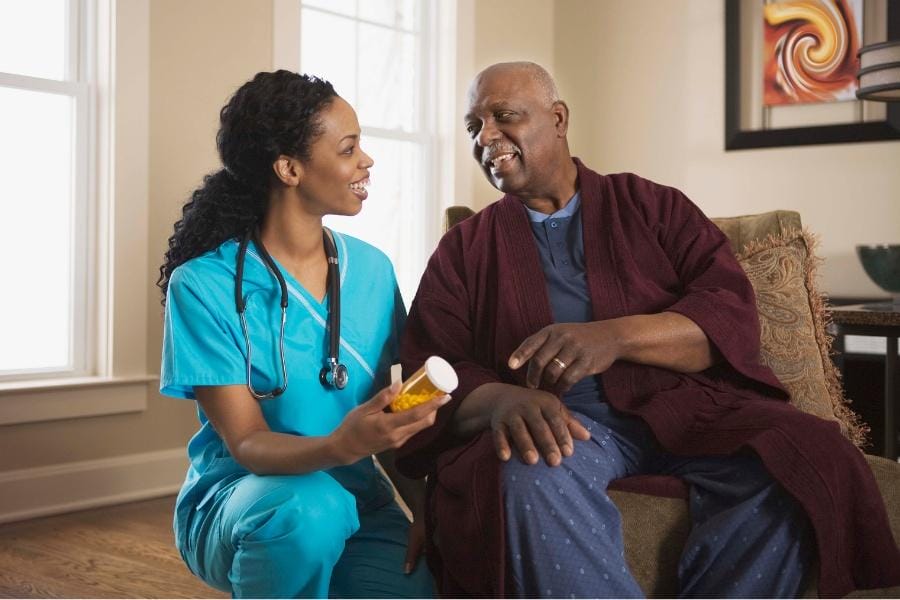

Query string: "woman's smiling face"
[296, 96, 374, 217]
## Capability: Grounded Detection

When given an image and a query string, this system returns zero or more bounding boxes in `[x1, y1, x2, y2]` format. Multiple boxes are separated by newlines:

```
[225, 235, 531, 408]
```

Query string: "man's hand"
[509, 321, 621, 392]
[490, 387, 590, 466]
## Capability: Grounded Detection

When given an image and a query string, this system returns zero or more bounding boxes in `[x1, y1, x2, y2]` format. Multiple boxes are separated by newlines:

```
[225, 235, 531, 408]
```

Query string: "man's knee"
[501, 452, 617, 505]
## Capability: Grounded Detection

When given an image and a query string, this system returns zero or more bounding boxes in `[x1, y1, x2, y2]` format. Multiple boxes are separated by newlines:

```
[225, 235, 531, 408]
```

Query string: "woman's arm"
[196, 383, 449, 476]
[196, 385, 348, 474]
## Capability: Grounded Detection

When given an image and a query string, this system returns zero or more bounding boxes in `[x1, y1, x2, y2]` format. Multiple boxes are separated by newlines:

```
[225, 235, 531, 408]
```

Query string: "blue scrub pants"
[504, 403, 814, 598]
[181, 470, 434, 598]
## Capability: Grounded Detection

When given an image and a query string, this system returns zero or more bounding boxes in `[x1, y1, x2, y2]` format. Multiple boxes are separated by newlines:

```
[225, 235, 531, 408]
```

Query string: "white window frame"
[273, 0, 458, 297]
[0, 0, 155, 424]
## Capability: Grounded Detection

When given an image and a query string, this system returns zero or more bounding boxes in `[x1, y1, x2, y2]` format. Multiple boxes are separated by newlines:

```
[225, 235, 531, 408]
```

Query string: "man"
[396, 62, 900, 598]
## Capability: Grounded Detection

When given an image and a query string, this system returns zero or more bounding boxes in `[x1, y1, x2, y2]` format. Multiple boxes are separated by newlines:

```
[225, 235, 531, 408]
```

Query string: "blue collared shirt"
[526, 192, 605, 405]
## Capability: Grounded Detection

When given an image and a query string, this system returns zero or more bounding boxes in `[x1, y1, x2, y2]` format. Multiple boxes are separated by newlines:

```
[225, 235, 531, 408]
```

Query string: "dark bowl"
[856, 245, 900, 294]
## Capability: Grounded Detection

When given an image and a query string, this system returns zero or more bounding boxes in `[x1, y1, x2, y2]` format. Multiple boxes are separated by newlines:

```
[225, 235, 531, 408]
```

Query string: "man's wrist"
[600, 317, 631, 363]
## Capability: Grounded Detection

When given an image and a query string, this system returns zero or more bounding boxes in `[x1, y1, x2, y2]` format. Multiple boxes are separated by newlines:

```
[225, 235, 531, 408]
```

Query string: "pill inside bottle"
[390, 356, 459, 412]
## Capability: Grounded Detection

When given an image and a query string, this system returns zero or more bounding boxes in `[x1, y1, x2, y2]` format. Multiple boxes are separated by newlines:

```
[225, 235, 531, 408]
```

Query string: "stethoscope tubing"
[234, 226, 347, 397]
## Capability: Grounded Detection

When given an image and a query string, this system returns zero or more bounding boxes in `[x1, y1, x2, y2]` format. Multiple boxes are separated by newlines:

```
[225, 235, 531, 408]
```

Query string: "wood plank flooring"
[0, 496, 227, 599]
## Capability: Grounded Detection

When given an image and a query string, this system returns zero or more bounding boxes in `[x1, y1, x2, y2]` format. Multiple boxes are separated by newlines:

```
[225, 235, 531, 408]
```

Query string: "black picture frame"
[725, 0, 900, 150]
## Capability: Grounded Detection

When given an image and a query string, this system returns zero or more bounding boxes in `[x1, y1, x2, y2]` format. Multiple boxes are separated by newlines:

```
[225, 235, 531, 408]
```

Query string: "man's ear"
[551, 100, 570, 137]
[272, 155, 303, 186]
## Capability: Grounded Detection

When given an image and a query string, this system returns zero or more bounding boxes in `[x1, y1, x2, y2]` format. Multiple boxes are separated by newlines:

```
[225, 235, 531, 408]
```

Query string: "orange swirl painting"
[763, 0, 862, 106]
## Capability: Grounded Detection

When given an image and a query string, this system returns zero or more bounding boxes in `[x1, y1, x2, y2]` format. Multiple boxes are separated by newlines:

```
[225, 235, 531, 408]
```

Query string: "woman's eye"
[343, 146, 355, 155]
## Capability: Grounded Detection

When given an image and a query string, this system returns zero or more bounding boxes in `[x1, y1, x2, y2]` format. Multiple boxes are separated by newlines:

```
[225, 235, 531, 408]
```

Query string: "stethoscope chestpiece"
[320, 360, 349, 390]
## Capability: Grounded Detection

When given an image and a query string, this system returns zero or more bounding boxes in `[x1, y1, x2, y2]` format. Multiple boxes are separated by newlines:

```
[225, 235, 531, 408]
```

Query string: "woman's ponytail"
[157, 71, 336, 303]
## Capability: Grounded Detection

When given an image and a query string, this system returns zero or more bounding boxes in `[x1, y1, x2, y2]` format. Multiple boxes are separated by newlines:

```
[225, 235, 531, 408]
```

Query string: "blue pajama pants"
[504, 403, 814, 598]
[180, 470, 434, 598]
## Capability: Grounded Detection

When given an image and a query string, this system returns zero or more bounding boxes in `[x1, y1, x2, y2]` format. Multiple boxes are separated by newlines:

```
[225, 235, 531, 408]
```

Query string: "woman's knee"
[231, 472, 360, 560]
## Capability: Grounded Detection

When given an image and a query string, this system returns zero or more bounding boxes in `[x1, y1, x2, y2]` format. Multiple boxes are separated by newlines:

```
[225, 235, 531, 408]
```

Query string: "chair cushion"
[727, 223, 866, 446]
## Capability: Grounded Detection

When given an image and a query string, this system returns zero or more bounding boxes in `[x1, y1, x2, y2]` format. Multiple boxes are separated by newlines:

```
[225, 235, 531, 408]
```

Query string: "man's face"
[463, 69, 563, 196]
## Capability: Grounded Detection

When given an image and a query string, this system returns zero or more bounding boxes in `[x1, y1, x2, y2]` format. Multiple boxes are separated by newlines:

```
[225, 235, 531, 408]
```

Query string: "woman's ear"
[272, 155, 303, 186]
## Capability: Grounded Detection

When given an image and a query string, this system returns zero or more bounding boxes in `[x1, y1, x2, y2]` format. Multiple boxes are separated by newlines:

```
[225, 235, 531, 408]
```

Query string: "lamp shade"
[856, 40, 900, 101]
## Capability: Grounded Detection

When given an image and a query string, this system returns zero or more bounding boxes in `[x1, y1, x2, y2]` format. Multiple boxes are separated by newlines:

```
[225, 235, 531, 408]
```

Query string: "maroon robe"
[398, 160, 900, 597]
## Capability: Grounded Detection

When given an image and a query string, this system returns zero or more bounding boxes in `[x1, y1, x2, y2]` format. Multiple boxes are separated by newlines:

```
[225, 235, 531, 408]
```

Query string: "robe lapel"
[495, 195, 554, 343]
[577, 158, 627, 322]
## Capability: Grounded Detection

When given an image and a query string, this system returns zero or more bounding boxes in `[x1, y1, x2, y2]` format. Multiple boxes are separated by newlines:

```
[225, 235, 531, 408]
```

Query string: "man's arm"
[508, 311, 717, 391]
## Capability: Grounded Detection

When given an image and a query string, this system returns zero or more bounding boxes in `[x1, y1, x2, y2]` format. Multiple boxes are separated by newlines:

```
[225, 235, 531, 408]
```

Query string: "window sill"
[0, 375, 158, 426]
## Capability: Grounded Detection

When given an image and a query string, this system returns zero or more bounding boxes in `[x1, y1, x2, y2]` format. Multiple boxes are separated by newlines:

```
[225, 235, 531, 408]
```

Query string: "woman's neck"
[259, 190, 324, 264]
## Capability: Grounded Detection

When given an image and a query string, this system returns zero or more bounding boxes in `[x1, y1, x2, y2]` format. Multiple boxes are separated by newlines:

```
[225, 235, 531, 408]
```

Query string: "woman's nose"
[360, 149, 374, 169]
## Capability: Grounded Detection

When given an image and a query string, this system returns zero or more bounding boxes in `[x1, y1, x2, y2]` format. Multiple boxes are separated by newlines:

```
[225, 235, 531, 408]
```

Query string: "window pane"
[0, 87, 73, 372]
[357, 24, 416, 131]
[0, 0, 69, 80]
[358, 0, 418, 31]
[300, 8, 357, 106]
[301, 0, 355, 17]
[324, 137, 424, 306]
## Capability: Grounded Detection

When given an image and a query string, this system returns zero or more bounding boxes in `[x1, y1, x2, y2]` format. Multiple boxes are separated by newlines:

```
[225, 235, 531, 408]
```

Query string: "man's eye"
[465, 124, 478, 135]
[496, 111, 514, 120]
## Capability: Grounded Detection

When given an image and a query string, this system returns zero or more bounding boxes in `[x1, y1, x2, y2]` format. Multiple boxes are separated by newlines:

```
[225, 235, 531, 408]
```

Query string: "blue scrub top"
[160, 231, 403, 546]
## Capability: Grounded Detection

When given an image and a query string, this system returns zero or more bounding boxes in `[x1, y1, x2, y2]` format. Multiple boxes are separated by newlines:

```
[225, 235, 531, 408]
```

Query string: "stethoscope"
[234, 226, 348, 399]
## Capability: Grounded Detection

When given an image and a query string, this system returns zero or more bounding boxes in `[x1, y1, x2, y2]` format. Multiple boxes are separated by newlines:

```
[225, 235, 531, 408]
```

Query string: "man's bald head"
[463, 61, 574, 203]
[469, 62, 560, 107]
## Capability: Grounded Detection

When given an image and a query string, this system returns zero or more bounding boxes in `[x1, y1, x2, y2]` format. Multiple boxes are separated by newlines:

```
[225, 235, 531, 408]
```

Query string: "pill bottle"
[390, 356, 458, 412]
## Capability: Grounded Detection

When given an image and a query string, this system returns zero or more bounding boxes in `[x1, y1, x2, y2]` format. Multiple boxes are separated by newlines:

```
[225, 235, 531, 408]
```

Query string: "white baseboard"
[0, 448, 188, 525]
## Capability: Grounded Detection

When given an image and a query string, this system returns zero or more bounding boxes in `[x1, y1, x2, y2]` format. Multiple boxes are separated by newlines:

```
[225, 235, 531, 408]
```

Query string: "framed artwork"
[725, 0, 900, 150]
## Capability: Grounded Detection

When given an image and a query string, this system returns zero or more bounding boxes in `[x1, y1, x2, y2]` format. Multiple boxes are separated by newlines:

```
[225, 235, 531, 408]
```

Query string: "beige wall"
[145, 0, 274, 444]
[463, 0, 558, 209]
[553, 0, 900, 297]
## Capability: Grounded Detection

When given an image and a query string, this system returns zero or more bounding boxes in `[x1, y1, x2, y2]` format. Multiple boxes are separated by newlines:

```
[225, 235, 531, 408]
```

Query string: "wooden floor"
[0, 496, 227, 599]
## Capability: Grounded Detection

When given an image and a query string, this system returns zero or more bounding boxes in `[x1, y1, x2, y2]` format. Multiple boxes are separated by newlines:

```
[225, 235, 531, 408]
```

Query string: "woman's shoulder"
[329, 230, 394, 273]
[168, 239, 240, 294]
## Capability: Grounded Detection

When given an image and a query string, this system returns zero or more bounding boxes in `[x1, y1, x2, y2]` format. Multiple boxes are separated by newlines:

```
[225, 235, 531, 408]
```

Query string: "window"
[279, 0, 456, 305]
[0, 0, 95, 381]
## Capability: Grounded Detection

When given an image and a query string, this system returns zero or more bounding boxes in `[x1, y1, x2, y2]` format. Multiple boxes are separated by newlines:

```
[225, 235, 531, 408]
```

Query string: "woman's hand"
[489, 387, 590, 467]
[331, 382, 451, 465]
[508, 321, 621, 392]
[404, 516, 426, 574]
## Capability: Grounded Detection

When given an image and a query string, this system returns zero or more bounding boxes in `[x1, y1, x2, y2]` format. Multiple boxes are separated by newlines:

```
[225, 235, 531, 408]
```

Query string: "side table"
[829, 302, 900, 460]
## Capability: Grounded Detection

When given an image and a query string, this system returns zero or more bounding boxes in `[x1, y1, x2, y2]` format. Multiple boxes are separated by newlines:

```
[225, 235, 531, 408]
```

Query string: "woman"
[157, 71, 444, 598]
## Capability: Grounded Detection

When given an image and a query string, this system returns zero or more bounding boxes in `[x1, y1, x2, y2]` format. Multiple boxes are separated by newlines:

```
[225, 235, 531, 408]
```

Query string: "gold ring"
[551, 357, 567, 370]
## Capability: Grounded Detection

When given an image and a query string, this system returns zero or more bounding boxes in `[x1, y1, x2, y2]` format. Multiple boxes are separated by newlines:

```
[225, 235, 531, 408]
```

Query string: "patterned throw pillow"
[734, 230, 866, 447]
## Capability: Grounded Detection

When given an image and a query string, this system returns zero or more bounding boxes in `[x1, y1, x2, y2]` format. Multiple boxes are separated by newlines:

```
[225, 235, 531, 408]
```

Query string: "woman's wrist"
[325, 429, 359, 467]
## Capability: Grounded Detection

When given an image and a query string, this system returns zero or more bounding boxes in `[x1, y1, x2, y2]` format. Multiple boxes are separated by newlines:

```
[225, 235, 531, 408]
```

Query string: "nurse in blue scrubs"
[156, 70, 445, 598]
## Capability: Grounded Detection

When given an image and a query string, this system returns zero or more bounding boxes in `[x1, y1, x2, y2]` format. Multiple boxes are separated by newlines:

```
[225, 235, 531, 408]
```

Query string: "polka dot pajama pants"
[503, 403, 814, 598]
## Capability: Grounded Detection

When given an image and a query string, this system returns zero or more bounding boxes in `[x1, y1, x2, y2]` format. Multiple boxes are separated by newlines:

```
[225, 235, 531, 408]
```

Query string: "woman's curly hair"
[157, 70, 337, 303]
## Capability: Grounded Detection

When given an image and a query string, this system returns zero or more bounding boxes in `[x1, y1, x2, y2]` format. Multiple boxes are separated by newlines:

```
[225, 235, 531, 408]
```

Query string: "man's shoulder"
[602, 171, 683, 198]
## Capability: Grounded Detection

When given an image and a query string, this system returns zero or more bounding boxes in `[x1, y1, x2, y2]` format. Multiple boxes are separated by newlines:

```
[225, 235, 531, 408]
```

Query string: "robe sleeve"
[648, 183, 788, 398]
[396, 227, 502, 478]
